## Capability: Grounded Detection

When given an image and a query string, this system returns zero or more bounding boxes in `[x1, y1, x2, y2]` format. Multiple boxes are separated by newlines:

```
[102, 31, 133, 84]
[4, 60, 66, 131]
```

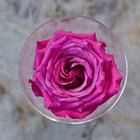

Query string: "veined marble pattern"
[0, 0, 140, 140]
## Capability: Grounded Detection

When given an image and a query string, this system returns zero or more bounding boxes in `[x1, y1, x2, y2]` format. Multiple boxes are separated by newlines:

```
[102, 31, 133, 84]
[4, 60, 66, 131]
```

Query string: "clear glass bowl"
[19, 16, 128, 124]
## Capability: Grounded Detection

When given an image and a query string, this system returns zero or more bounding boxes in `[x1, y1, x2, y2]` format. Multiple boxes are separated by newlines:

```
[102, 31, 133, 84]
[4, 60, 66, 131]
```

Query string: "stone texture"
[0, 0, 140, 140]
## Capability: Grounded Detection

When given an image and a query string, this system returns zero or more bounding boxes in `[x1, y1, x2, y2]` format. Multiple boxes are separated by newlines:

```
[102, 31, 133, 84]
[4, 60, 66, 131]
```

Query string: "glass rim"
[19, 16, 128, 124]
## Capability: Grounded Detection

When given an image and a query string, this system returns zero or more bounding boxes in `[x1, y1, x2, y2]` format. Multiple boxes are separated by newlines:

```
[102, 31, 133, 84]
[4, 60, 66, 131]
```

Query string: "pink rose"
[29, 30, 122, 119]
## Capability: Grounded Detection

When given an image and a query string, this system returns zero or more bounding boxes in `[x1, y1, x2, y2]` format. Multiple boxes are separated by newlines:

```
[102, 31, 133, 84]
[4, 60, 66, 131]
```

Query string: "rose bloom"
[29, 30, 122, 119]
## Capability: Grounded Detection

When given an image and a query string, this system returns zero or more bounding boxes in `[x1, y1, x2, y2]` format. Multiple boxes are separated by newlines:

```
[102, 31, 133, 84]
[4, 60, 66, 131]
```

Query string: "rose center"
[58, 60, 85, 90]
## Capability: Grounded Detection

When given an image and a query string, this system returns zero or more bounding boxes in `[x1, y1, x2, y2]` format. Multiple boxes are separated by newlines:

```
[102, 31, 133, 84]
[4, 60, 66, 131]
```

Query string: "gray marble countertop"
[0, 0, 140, 140]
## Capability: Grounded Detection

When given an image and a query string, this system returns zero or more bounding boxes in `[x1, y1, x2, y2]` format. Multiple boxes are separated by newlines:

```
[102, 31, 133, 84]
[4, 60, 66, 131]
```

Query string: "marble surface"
[0, 0, 140, 140]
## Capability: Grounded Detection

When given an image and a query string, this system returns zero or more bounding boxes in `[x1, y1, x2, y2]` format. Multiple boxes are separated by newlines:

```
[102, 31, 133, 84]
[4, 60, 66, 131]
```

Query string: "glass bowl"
[19, 16, 128, 124]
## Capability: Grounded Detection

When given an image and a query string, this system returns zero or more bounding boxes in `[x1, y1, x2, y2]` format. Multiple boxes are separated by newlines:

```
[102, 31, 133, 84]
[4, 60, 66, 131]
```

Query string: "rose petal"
[53, 30, 97, 41]
[107, 56, 123, 95]
[51, 108, 96, 119]
[29, 79, 43, 96]
[34, 40, 49, 69]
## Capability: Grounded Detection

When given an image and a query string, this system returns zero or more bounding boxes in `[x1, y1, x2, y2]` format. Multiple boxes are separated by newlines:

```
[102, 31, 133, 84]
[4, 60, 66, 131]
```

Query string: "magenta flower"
[29, 30, 122, 119]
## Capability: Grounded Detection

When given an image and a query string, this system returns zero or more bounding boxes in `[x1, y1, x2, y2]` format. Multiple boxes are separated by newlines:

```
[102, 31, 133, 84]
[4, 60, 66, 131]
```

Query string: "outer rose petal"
[52, 30, 97, 42]
[33, 40, 49, 70]
[107, 57, 123, 95]
[29, 80, 42, 96]
[51, 107, 97, 119]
